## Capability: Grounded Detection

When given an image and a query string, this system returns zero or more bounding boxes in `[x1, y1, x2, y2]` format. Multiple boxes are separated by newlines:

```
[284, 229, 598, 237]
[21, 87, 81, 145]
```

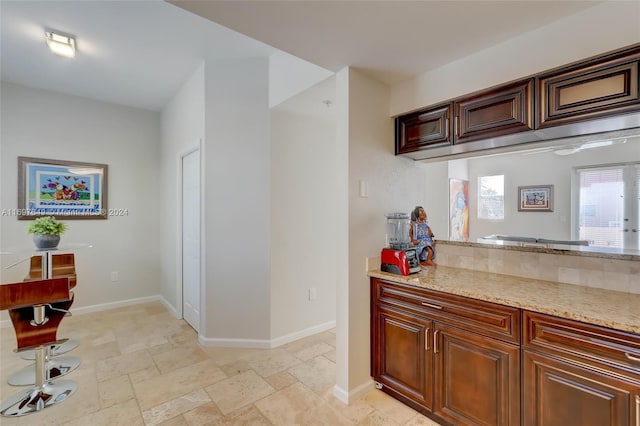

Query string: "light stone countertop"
[369, 266, 640, 335]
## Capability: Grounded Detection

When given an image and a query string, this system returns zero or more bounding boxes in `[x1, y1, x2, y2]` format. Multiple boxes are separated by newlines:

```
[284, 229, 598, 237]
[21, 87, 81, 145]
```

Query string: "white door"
[182, 149, 200, 331]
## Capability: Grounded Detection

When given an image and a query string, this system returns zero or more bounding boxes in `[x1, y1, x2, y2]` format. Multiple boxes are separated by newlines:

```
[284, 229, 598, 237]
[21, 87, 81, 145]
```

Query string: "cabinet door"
[395, 103, 453, 154]
[523, 349, 639, 426]
[433, 323, 520, 426]
[372, 306, 433, 410]
[537, 45, 640, 128]
[454, 79, 534, 144]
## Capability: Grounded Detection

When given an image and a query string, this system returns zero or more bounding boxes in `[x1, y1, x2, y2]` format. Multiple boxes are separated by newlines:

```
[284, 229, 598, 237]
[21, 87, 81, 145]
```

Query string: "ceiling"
[1, 1, 603, 111]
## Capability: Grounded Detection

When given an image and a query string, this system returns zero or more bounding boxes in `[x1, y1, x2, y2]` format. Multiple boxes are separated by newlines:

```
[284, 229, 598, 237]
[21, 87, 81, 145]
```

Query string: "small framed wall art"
[18, 156, 108, 219]
[518, 184, 553, 212]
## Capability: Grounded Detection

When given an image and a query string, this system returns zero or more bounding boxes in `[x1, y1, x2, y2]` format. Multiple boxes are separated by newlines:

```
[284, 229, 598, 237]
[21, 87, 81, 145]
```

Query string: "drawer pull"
[425, 328, 430, 351]
[421, 302, 443, 310]
[626, 352, 640, 363]
[636, 395, 639, 426]
[433, 330, 439, 354]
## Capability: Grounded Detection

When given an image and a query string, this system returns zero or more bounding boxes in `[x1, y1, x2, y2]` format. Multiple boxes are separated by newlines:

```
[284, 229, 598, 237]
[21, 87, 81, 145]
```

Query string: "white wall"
[343, 69, 427, 399]
[269, 51, 333, 108]
[202, 58, 271, 342]
[160, 63, 205, 314]
[390, 1, 640, 116]
[0, 82, 161, 314]
[270, 79, 337, 340]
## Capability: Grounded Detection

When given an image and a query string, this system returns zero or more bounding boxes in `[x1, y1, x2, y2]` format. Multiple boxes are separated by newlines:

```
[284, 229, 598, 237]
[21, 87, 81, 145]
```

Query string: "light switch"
[359, 180, 369, 198]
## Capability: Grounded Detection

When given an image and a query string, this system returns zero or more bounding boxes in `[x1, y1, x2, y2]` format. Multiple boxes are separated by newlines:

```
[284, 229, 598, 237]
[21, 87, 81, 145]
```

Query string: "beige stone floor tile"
[181, 401, 224, 425]
[158, 415, 190, 425]
[263, 370, 298, 390]
[201, 346, 266, 366]
[95, 349, 155, 382]
[248, 348, 302, 377]
[63, 398, 145, 426]
[98, 373, 135, 409]
[219, 359, 252, 378]
[151, 345, 210, 374]
[402, 413, 443, 425]
[204, 370, 275, 415]
[322, 348, 336, 362]
[321, 389, 376, 424]
[293, 341, 334, 361]
[360, 390, 419, 425]
[254, 382, 323, 424]
[214, 404, 272, 426]
[133, 359, 226, 411]
[288, 355, 336, 394]
[142, 388, 211, 426]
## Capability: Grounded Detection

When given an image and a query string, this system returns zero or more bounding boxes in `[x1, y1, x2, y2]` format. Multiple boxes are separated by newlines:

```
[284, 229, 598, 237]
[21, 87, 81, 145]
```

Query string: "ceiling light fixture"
[46, 31, 76, 58]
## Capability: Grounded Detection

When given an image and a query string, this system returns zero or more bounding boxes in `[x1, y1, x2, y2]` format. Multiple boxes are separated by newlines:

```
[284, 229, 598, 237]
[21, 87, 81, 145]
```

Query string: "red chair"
[0, 277, 77, 417]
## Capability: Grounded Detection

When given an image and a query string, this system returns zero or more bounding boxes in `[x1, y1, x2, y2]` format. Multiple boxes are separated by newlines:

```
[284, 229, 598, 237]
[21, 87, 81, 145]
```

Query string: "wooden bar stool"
[0, 277, 78, 417]
[20, 254, 79, 360]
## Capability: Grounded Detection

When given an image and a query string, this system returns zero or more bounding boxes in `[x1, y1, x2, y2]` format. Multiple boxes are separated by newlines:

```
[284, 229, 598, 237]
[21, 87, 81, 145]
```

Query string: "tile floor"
[0, 302, 442, 425]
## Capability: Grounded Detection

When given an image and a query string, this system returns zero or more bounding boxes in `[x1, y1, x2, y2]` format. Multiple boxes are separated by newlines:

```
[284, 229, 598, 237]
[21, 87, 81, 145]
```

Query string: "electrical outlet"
[110, 271, 119, 282]
[308, 287, 317, 301]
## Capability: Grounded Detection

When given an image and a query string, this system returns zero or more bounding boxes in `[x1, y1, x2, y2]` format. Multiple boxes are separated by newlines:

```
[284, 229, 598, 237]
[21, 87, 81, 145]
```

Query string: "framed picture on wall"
[518, 184, 553, 212]
[17, 156, 108, 219]
[449, 179, 469, 241]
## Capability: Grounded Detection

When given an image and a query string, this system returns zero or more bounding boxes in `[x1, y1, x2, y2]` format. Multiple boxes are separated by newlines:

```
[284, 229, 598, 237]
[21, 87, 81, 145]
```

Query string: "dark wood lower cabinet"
[373, 307, 432, 409]
[371, 278, 640, 426]
[371, 278, 520, 425]
[523, 350, 639, 426]
[434, 323, 520, 426]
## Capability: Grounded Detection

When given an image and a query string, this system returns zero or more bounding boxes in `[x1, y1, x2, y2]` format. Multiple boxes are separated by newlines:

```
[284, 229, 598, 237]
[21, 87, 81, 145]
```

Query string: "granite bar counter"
[369, 265, 640, 335]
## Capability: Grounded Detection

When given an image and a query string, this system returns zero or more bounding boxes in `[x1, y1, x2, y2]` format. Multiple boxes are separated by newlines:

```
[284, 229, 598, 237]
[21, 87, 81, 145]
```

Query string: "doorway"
[181, 147, 201, 331]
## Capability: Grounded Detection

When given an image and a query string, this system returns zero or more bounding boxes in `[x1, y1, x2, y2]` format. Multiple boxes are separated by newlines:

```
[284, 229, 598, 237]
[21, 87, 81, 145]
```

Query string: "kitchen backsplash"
[368, 243, 640, 294]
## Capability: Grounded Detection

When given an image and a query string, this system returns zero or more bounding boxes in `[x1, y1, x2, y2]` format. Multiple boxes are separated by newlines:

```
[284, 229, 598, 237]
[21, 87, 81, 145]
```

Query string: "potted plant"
[27, 216, 68, 250]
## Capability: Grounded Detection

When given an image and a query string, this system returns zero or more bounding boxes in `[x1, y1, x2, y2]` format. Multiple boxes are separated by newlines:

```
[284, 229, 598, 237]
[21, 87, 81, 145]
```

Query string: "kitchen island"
[369, 266, 640, 426]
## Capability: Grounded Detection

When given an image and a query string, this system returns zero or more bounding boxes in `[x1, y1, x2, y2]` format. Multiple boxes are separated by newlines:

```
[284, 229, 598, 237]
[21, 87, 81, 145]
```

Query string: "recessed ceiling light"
[46, 31, 75, 58]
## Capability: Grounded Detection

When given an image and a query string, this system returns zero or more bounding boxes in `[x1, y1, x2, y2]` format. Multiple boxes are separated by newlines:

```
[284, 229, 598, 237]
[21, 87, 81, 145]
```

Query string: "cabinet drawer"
[537, 45, 640, 128]
[395, 103, 453, 154]
[524, 310, 640, 377]
[373, 278, 520, 344]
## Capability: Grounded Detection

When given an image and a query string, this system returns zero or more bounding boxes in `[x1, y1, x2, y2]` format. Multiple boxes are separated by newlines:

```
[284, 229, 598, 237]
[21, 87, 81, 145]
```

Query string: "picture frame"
[18, 156, 108, 219]
[518, 184, 553, 212]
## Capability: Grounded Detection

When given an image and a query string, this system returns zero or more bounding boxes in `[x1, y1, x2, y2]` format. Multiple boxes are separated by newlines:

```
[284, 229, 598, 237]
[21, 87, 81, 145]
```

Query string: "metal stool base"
[20, 339, 79, 360]
[8, 356, 81, 386]
[0, 379, 77, 417]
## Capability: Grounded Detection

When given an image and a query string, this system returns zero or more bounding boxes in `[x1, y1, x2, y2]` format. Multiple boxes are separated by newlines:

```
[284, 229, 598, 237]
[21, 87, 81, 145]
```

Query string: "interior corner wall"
[160, 63, 205, 314]
[0, 82, 161, 314]
[203, 58, 271, 341]
[270, 106, 337, 340]
[390, 1, 640, 115]
[346, 69, 427, 393]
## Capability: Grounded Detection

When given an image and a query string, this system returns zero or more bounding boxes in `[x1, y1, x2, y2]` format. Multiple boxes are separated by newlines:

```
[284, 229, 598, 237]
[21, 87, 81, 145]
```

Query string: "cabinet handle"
[433, 330, 439, 354]
[626, 352, 640, 363]
[454, 116, 459, 137]
[445, 118, 449, 138]
[425, 328, 430, 351]
[636, 395, 639, 426]
[421, 302, 443, 310]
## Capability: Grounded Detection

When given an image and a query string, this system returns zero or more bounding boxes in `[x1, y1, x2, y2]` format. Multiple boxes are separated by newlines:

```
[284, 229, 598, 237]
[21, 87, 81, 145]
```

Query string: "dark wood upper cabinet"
[454, 79, 534, 144]
[394, 43, 640, 160]
[395, 103, 453, 154]
[537, 45, 640, 128]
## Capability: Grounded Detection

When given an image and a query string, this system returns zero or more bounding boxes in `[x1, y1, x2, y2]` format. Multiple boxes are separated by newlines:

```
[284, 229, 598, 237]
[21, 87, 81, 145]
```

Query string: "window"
[575, 163, 639, 250]
[478, 175, 504, 219]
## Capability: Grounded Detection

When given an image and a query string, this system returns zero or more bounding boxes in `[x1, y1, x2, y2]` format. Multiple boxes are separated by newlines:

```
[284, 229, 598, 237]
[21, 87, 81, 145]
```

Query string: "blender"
[381, 212, 421, 275]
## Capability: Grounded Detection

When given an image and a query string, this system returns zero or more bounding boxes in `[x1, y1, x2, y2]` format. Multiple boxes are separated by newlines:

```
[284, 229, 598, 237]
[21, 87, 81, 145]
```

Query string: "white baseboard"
[269, 320, 336, 348]
[198, 320, 336, 349]
[333, 379, 374, 404]
[198, 335, 271, 349]
[0, 294, 167, 329]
